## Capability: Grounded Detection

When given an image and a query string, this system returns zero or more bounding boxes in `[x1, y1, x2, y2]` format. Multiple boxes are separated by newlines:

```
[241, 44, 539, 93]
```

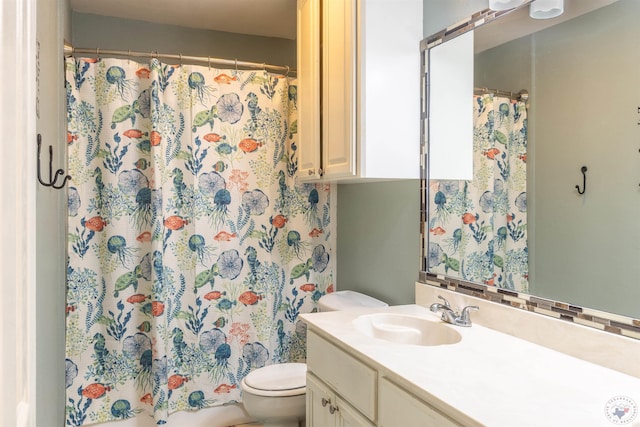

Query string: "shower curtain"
[428, 93, 528, 292]
[64, 57, 334, 426]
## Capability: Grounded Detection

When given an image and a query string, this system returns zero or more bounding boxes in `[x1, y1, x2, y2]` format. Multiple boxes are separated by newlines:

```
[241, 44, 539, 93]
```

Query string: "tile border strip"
[419, 271, 640, 340]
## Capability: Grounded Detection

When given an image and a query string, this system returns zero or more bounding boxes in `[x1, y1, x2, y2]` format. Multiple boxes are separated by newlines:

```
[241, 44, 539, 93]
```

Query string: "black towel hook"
[37, 133, 71, 189]
[575, 166, 587, 195]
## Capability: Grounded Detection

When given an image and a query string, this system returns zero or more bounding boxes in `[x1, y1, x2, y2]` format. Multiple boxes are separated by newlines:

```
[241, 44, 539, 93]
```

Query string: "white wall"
[0, 1, 37, 424]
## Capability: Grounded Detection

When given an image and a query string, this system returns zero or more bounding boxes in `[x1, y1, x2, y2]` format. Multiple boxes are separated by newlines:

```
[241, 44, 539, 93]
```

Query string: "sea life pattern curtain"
[428, 94, 528, 292]
[64, 57, 334, 426]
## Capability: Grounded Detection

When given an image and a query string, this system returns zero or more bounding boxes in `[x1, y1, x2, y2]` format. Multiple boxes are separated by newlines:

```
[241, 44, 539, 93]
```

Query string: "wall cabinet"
[296, 0, 422, 182]
[306, 330, 462, 427]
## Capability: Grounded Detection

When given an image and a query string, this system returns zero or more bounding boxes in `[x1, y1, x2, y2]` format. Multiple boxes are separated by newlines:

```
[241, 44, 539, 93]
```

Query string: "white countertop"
[301, 304, 640, 427]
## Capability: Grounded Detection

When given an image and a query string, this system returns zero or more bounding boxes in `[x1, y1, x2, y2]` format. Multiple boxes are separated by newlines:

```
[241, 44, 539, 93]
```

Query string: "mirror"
[425, 0, 640, 319]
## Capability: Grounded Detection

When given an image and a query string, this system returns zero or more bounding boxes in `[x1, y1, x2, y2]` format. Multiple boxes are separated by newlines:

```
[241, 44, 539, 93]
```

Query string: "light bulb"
[488, 0, 526, 11]
[529, 0, 564, 19]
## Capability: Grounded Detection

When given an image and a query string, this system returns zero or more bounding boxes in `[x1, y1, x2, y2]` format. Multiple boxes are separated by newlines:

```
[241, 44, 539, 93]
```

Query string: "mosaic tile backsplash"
[419, 272, 640, 341]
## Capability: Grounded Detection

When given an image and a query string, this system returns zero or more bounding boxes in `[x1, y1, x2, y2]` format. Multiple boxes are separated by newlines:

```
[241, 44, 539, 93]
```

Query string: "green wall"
[36, 0, 68, 424]
[337, 181, 420, 305]
[423, 0, 488, 37]
[529, 0, 640, 316]
[72, 12, 296, 68]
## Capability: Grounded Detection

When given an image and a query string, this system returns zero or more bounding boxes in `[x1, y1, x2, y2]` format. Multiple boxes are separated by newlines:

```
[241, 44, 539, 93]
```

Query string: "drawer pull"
[321, 398, 331, 407]
[329, 404, 339, 415]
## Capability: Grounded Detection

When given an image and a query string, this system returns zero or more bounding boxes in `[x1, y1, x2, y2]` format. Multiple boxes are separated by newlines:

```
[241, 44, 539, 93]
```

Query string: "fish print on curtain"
[428, 94, 528, 292]
[65, 57, 334, 426]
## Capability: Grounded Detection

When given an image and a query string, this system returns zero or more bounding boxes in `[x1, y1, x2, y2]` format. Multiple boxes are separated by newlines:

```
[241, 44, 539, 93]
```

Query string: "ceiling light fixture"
[529, 0, 564, 19]
[488, 0, 526, 11]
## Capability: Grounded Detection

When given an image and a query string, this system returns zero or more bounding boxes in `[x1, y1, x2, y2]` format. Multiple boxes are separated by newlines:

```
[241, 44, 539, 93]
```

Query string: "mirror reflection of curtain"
[428, 94, 528, 292]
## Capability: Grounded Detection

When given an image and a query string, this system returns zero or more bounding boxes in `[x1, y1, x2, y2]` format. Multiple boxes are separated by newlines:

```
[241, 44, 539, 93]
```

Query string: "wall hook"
[37, 133, 71, 189]
[575, 166, 587, 195]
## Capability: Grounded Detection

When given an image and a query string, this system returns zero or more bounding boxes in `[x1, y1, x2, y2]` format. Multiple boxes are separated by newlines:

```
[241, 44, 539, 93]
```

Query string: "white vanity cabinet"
[306, 330, 376, 426]
[296, 0, 422, 182]
[306, 329, 460, 427]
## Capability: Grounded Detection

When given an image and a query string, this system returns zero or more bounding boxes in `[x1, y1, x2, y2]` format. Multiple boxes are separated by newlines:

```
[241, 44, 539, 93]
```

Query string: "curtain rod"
[474, 87, 529, 102]
[63, 43, 296, 75]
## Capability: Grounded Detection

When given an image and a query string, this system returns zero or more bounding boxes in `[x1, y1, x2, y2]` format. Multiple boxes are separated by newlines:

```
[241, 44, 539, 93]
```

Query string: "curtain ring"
[235, 58, 238, 71]
[262, 62, 266, 72]
[180, 53, 183, 66]
[128, 49, 131, 64]
[96, 47, 100, 60]
[285, 65, 290, 77]
[208, 56, 211, 70]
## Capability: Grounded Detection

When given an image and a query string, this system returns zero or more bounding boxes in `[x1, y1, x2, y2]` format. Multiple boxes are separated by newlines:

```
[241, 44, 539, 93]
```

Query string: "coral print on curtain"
[65, 57, 334, 425]
[428, 94, 528, 292]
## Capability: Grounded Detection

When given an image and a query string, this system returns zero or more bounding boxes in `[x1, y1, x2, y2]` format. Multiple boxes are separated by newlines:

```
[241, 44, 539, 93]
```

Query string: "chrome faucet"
[429, 296, 479, 327]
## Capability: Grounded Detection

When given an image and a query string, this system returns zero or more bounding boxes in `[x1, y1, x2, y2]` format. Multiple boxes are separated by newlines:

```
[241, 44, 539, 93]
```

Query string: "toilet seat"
[241, 363, 307, 397]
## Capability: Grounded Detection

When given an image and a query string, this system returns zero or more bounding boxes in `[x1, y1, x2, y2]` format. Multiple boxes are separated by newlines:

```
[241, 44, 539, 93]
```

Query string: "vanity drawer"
[307, 330, 377, 421]
[378, 377, 462, 427]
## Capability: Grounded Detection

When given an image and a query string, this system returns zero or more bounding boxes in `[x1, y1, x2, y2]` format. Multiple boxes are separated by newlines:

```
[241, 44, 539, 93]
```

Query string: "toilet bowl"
[240, 362, 307, 427]
[240, 291, 387, 427]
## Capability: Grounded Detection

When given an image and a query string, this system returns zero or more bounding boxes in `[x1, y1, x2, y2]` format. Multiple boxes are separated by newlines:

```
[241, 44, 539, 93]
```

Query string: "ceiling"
[70, 0, 297, 40]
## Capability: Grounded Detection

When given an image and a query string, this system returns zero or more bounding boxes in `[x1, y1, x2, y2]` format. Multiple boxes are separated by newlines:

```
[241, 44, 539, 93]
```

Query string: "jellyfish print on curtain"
[64, 57, 334, 426]
[428, 93, 528, 292]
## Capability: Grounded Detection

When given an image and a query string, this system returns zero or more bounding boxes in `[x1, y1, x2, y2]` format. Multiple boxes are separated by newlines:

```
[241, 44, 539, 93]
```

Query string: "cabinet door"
[306, 373, 336, 427]
[336, 395, 376, 427]
[297, 0, 321, 180]
[322, 0, 357, 179]
[378, 377, 462, 427]
[307, 331, 377, 420]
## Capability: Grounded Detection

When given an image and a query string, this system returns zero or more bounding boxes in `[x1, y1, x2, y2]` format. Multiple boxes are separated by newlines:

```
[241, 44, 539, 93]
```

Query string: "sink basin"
[352, 313, 462, 346]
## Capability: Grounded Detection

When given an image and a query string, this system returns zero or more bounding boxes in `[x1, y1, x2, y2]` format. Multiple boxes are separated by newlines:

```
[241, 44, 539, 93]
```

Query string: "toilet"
[240, 290, 387, 427]
[240, 363, 307, 427]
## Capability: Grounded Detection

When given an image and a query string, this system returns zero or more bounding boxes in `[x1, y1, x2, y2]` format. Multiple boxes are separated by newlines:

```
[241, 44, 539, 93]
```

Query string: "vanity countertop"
[301, 304, 640, 427]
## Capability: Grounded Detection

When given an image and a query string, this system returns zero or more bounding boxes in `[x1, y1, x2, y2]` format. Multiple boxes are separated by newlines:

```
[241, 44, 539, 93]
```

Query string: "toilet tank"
[318, 290, 388, 311]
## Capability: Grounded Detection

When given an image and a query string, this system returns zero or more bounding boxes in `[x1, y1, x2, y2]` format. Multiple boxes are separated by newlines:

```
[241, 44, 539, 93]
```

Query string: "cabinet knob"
[321, 397, 330, 407]
[308, 169, 315, 176]
[329, 404, 339, 415]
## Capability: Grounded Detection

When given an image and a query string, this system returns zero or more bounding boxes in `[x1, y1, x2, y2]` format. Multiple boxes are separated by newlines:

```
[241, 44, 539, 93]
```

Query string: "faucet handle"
[459, 305, 479, 326]
[437, 295, 451, 308]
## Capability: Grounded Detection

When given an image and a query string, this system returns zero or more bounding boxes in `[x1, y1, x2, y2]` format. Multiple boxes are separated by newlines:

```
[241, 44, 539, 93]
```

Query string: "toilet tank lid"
[244, 363, 306, 391]
[319, 290, 388, 311]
